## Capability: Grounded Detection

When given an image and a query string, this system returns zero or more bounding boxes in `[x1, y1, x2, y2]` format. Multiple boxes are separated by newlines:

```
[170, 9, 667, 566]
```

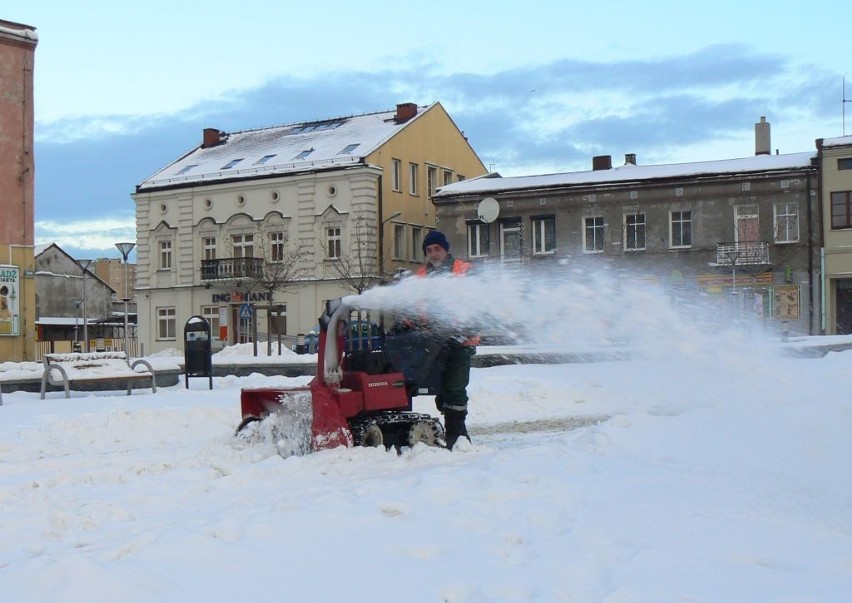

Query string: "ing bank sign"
[210, 291, 272, 304]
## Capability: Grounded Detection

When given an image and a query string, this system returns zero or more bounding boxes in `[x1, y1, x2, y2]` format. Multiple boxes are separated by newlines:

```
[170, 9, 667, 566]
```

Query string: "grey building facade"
[433, 146, 819, 337]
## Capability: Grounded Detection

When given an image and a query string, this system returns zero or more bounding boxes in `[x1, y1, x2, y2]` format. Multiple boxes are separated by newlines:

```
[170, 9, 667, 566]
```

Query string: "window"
[176, 164, 197, 175]
[232, 234, 254, 258]
[203, 237, 216, 260]
[393, 224, 405, 259]
[831, 191, 852, 229]
[583, 217, 604, 253]
[255, 154, 276, 165]
[326, 227, 342, 259]
[457, 174, 465, 182]
[157, 307, 176, 340]
[338, 143, 359, 154]
[670, 210, 692, 248]
[774, 202, 799, 243]
[838, 158, 852, 170]
[531, 216, 555, 255]
[295, 149, 313, 160]
[222, 158, 244, 169]
[391, 159, 402, 191]
[427, 166, 437, 197]
[624, 213, 646, 251]
[201, 305, 220, 340]
[411, 227, 423, 261]
[468, 222, 490, 258]
[443, 170, 453, 186]
[409, 163, 419, 195]
[159, 240, 173, 270]
[269, 232, 285, 262]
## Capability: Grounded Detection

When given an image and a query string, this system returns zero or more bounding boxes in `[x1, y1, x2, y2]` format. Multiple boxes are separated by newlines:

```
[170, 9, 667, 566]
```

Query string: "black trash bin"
[184, 315, 212, 389]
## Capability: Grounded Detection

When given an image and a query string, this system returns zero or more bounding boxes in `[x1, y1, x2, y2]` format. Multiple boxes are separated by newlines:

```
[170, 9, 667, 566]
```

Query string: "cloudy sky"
[9, 0, 850, 260]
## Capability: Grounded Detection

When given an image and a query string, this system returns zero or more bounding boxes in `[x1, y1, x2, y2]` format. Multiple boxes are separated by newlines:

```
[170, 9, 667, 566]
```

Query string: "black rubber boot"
[443, 409, 469, 450]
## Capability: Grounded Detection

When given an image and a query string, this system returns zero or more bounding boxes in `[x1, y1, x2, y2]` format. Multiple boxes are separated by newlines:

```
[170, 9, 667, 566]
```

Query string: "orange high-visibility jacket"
[415, 258, 479, 345]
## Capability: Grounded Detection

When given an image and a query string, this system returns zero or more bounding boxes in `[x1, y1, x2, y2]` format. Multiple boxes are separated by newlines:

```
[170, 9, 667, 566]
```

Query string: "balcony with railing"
[716, 242, 770, 266]
[201, 257, 265, 281]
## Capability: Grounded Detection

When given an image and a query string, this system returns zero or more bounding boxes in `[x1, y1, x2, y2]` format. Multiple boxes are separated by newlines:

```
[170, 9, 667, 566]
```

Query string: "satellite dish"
[477, 197, 500, 223]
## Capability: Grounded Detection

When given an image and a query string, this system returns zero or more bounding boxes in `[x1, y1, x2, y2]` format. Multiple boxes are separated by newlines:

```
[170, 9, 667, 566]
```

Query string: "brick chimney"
[395, 102, 418, 124]
[755, 117, 771, 156]
[624, 153, 637, 165]
[592, 155, 612, 171]
[202, 128, 221, 148]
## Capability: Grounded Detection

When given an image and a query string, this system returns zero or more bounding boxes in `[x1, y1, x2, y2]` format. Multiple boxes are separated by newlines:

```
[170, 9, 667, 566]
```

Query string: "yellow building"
[0, 19, 37, 361]
[817, 135, 852, 334]
[132, 102, 486, 354]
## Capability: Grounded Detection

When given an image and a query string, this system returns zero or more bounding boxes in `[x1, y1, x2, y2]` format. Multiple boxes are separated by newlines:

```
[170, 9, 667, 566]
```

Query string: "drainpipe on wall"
[821, 248, 827, 333]
[815, 139, 826, 334]
[806, 172, 815, 335]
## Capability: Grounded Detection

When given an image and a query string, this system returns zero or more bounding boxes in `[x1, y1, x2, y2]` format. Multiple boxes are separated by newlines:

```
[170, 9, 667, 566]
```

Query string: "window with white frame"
[409, 163, 419, 195]
[443, 170, 453, 186]
[427, 166, 437, 197]
[583, 216, 604, 253]
[232, 233, 254, 258]
[670, 210, 692, 248]
[159, 240, 173, 270]
[269, 231, 285, 262]
[157, 307, 176, 340]
[774, 202, 799, 243]
[203, 236, 216, 260]
[326, 226, 342, 259]
[392, 159, 402, 191]
[393, 224, 405, 259]
[201, 305, 221, 340]
[411, 227, 423, 261]
[531, 215, 555, 255]
[624, 213, 646, 251]
[468, 222, 490, 258]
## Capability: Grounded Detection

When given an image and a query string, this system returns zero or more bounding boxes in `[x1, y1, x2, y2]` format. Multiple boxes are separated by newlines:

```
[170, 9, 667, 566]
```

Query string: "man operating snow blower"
[412, 230, 479, 450]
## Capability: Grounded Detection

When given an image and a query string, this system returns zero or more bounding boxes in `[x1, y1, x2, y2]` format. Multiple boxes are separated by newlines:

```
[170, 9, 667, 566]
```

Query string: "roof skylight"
[289, 119, 346, 134]
[176, 164, 198, 175]
[222, 158, 244, 169]
[294, 149, 314, 160]
[255, 154, 276, 165]
[338, 143, 360, 154]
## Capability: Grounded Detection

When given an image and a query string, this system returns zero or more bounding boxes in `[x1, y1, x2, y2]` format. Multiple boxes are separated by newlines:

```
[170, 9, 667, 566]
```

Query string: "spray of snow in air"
[346, 263, 781, 366]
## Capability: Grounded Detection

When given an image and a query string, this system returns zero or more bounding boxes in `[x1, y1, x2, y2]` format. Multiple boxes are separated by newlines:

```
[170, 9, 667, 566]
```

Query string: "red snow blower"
[238, 298, 449, 451]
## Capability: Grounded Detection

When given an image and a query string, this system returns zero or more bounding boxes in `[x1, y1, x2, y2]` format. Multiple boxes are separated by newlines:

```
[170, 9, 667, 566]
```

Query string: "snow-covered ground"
[1, 338, 850, 602]
[3, 270, 851, 602]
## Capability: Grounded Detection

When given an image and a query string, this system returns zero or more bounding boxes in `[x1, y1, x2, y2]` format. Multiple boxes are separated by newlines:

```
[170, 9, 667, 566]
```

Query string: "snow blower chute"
[238, 298, 449, 451]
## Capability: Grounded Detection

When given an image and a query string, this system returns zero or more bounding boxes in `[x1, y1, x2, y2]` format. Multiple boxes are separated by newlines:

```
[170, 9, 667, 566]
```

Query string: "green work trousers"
[436, 344, 475, 414]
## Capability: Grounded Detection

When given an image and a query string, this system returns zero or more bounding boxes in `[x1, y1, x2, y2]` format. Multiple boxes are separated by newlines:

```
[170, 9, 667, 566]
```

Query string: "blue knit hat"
[422, 230, 449, 254]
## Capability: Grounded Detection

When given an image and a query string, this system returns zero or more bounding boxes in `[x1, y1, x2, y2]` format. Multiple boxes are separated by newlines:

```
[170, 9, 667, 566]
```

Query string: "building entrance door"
[231, 304, 254, 344]
[836, 279, 852, 335]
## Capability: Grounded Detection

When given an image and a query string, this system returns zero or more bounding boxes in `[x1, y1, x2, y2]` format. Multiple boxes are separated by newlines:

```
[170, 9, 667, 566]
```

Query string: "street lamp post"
[115, 242, 136, 358]
[78, 259, 93, 352]
[73, 298, 82, 352]
[725, 250, 741, 317]
[378, 210, 402, 279]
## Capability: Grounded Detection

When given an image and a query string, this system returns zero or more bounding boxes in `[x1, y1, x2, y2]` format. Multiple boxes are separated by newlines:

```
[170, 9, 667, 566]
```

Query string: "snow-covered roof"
[434, 152, 817, 198]
[821, 135, 852, 148]
[137, 104, 433, 192]
[0, 20, 38, 43]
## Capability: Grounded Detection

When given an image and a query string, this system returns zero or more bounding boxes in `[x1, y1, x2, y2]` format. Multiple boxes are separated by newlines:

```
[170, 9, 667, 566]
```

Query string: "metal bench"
[40, 351, 158, 399]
